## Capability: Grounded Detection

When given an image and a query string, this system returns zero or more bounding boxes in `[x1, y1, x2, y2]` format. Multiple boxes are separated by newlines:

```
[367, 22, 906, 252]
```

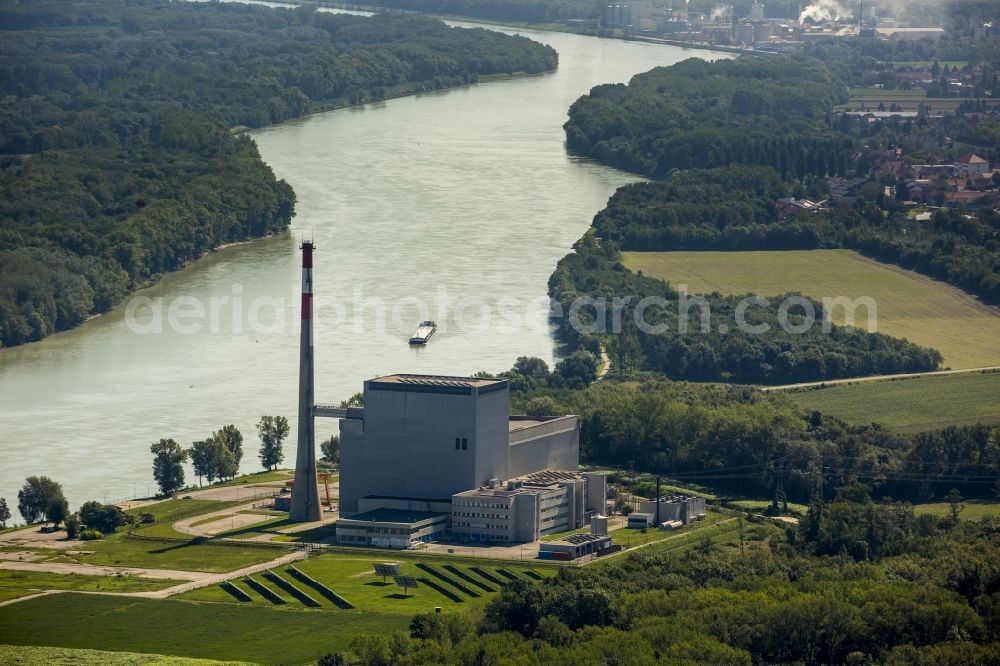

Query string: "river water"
[0, 14, 728, 508]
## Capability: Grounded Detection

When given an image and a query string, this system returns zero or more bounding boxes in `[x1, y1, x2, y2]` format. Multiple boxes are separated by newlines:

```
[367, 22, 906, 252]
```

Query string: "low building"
[451, 469, 607, 543]
[955, 154, 991, 176]
[638, 495, 706, 524]
[538, 533, 613, 560]
[335, 508, 448, 549]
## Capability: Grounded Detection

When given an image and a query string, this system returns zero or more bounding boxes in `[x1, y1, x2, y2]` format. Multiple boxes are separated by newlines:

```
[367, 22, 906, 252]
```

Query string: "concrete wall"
[508, 418, 579, 479]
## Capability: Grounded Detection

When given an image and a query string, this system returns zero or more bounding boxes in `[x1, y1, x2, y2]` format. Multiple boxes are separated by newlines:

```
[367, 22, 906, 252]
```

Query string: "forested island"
[0, 0, 557, 347]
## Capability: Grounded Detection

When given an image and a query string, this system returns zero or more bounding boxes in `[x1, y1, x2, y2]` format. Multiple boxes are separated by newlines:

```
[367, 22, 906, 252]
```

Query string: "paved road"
[760, 365, 1000, 392]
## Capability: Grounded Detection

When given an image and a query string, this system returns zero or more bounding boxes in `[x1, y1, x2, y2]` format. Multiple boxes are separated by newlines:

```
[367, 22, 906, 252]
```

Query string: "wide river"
[0, 14, 728, 507]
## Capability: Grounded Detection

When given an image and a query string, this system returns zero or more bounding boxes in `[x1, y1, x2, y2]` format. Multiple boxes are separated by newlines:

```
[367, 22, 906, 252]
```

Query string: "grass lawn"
[44, 535, 289, 573]
[0, 553, 558, 664]
[914, 500, 1000, 521]
[787, 371, 1000, 432]
[179, 550, 553, 616]
[0, 645, 254, 665]
[622, 249, 1000, 370]
[0, 594, 407, 665]
[0, 570, 177, 603]
[127, 499, 246, 526]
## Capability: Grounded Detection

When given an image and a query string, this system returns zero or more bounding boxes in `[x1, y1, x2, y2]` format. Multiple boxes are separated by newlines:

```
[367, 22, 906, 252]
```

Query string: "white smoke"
[798, 0, 850, 24]
[798, 0, 946, 27]
[710, 4, 729, 21]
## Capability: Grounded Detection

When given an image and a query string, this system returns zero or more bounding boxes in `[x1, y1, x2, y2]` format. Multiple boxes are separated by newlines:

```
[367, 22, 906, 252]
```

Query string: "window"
[455, 437, 460, 450]
[461, 438, 468, 450]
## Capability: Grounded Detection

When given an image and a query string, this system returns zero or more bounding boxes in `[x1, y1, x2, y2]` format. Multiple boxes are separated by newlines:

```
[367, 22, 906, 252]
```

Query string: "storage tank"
[591, 515, 609, 536]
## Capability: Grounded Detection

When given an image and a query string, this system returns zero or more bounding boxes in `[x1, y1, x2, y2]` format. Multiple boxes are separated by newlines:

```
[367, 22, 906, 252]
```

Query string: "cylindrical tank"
[591, 514, 609, 536]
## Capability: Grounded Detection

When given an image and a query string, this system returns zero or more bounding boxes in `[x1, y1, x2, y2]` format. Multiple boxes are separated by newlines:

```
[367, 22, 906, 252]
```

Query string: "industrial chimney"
[289, 241, 322, 522]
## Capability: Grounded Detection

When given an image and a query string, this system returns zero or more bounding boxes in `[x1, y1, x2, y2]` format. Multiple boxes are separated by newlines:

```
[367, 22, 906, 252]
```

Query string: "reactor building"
[335, 374, 607, 549]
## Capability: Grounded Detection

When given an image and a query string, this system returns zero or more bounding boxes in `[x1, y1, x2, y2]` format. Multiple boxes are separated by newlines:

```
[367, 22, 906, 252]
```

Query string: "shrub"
[79, 529, 103, 541]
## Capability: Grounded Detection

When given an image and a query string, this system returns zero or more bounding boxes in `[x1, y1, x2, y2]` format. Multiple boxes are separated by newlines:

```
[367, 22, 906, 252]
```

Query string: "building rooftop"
[957, 153, 987, 164]
[339, 508, 448, 525]
[369, 374, 506, 389]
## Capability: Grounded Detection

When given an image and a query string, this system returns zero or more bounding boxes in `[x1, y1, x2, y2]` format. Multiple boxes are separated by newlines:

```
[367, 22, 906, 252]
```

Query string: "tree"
[0, 498, 9, 528]
[65, 513, 80, 538]
[257, 416, 290, 471]
[339, 393, 363, 408]
[189, 439, 215, 486]
[17, 476, 65, 524]
[45, 497, 69, 528]
[321, 434, 340, 468]
[150, 438, 188, 496]
[946, 488, 965, 525]
[210, 436, 239, 481]
[554, 350, 598, 389]
[215, 424, 244, 471]
[79, 501, 130, 533]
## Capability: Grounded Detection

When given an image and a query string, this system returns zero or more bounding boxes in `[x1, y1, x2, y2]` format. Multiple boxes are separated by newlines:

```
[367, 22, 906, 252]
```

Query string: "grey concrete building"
[451, 469, 606, 543]
[338, 375, 578, 517]
[336, 374, 597, 548]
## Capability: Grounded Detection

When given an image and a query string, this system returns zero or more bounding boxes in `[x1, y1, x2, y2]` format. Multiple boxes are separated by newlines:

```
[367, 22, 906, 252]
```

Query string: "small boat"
[409, 320, 437, 345]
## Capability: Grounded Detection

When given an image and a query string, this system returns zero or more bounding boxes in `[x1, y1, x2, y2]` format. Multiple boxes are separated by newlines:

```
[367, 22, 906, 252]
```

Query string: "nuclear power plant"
[286, 241, 607, 549]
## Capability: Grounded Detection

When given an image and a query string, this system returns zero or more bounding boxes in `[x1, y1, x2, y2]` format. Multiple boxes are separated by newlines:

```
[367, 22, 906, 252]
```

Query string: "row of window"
[454, 437, 468, 451]
[454, 521, 508, 532]
[454, 500, 509, 509]
[454, 512, 509, 520]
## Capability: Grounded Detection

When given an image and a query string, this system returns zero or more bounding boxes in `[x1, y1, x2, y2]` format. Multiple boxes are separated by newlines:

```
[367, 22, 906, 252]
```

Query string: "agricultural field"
[622, 249, 1000, 370]
[836, 87, 999, 112]
[787, 371, 1000, 432]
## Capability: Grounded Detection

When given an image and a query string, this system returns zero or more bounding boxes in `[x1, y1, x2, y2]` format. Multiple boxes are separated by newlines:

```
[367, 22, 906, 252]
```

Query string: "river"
[0, 11, 729, 508]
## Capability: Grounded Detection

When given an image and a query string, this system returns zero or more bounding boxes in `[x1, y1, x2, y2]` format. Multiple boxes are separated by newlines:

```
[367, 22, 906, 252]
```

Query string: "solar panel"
[374, 562, 401, 583]
[393, 575, 419, 595]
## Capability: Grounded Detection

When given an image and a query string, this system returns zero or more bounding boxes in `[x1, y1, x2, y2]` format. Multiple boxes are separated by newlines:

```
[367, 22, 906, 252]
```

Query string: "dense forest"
[564, 56, 851, 178]
[325, 508, 1000, 665]
[0, 0, 557, 347]
[590, 165, 1000, 304]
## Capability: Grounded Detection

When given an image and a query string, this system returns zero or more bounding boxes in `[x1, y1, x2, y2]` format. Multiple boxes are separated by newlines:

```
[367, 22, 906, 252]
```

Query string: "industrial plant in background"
[592, 1, 947, 50]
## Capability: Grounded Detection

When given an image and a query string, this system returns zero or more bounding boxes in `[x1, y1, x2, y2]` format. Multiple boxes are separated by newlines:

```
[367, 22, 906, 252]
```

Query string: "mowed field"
[786, 371, 1000, 433]
[622, 249, 1000, 370]
[0, 551, 555, 665]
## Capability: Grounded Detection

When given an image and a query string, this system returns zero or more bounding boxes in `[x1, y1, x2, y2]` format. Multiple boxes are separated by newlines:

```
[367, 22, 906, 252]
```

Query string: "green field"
[0, 551, 557, 665]
[180, 551, 553, 613]
[837, 87, 998, 112]
[622, 249, 1000, 370]
[787, 371, 1000, 432]
[0, 570, 177, 603]
[914, 500, 1000, 521]
[39, 535, 289, 573]
[0, 594, 406, 665]
[0, 645, 253, 666]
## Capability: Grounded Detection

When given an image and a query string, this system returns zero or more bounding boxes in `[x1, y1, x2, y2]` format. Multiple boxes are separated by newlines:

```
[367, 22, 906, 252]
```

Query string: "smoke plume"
[798, 0, 850, 24]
